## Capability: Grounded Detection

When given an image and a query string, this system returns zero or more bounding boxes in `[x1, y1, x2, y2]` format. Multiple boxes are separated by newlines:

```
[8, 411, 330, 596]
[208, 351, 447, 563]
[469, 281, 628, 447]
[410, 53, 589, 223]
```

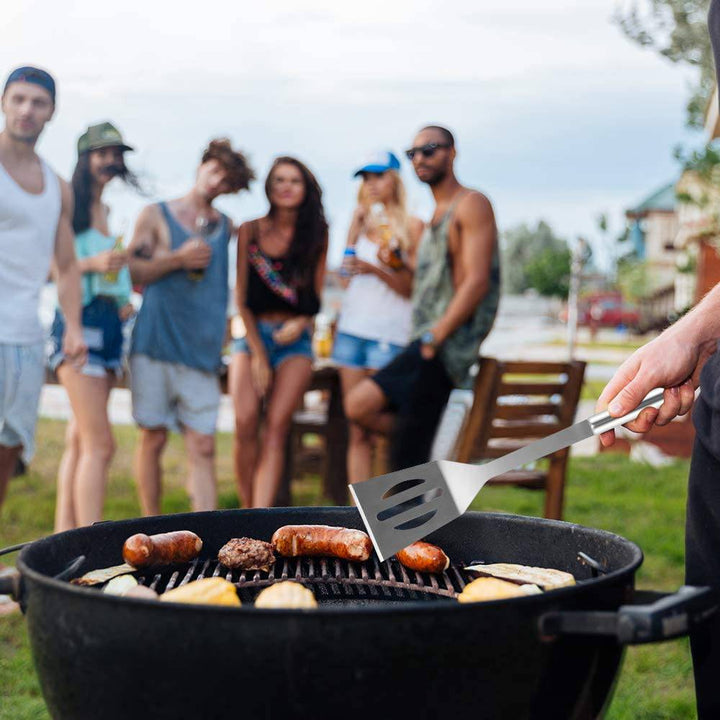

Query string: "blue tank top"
[131, 202, 230, 373]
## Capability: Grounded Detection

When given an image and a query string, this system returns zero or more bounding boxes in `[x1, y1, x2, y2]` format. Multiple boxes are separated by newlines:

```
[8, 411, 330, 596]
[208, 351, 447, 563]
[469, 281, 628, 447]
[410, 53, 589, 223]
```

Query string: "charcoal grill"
[1, 506, 717, 720]
[138, 555, 470, 603]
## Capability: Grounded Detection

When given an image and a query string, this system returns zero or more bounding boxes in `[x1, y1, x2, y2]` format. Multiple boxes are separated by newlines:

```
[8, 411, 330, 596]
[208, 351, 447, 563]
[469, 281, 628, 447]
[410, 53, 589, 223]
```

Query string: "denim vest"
[131, 202, 230, 373]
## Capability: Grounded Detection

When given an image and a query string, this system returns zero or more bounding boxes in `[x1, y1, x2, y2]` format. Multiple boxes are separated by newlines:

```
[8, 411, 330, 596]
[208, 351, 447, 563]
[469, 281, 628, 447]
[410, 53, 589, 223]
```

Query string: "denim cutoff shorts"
[232, 320, 313, 369]
[331, 331, 405, 370]
[49, 295, 124, 378]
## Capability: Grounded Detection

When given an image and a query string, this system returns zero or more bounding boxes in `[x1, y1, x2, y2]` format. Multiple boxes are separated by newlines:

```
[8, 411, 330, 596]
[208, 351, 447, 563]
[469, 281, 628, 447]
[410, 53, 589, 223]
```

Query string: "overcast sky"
[2, 0, 701, 267]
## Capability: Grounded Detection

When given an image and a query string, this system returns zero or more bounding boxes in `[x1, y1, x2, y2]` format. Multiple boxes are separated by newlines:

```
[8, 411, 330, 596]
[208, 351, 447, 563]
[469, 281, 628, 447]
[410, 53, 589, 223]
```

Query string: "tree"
[501, 220, 571, 296]
[614, 0, 713, 128]
[525, 246, 572, 298]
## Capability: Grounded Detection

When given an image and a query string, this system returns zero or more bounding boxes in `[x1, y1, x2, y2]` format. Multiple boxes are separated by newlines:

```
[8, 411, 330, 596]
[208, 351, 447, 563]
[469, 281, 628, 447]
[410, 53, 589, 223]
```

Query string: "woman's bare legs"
[339, 366, 376, 484]
[56, 365, 114, 528]
[54, 417, 80, 532]
[229, 352, 262, 508]
[252, 356, 313, 508]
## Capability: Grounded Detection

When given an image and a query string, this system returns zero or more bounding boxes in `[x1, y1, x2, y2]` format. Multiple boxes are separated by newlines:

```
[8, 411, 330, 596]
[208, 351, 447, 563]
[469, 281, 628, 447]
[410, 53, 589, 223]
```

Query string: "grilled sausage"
[271, 525, 372, 562]
[122, 531, 203, 568]
[396, 541, 450, 574]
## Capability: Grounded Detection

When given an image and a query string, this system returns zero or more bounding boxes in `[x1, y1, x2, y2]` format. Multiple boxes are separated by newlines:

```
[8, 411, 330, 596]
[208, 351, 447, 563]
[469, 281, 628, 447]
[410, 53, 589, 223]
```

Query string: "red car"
[561, 293, 639, 328]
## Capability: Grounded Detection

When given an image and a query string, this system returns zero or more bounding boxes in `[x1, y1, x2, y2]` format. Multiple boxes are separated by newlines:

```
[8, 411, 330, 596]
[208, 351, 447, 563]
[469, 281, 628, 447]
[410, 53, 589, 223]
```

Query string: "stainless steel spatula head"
[350, 388, 665, 560]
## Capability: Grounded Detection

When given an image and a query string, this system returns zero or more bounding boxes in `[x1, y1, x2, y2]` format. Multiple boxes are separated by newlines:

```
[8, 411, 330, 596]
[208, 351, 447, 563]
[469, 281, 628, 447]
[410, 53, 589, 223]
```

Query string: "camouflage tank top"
[411, 193, 500, 388]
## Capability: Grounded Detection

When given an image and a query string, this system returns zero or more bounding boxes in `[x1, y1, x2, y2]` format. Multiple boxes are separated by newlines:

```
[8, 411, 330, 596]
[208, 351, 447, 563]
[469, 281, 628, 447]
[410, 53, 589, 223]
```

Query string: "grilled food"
[218, 537, 275, 571]
[71, 563, 136, 586]
[396, 541, 449, 574]
[160, 577, 240, 607]
[123, 531, 203, 569]
[458, 577, 542, 603]
[464, 563, 575, 590]
[272, 525, 372, 562]
[254, 581, 318, 609]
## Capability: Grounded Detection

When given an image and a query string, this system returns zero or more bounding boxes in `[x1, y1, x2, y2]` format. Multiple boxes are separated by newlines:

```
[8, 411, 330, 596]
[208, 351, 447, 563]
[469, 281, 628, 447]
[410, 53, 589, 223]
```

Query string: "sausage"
[122, 531, 203, 568]
[396, 541, 450, 574]
[271, 525, 372, 562]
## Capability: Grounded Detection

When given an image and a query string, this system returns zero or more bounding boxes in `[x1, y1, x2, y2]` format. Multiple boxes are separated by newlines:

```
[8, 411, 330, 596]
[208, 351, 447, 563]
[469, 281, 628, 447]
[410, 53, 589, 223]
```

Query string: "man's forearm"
[129, 251, 183, 285]
[432, 278, 489, 344]
[57, 261, 83, 329]
[676, 282, 720, 350]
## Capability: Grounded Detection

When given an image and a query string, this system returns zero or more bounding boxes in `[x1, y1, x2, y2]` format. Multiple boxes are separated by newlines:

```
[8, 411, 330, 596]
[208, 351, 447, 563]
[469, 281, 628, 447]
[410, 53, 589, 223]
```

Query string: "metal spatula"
[350, 388, 665, 560]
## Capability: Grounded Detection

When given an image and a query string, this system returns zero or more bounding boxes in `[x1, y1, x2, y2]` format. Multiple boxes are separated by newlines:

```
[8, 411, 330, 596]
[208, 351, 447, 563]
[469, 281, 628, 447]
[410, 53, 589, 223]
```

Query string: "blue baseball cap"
[353, 150, 401, 177]
[3, 66, 56, 103]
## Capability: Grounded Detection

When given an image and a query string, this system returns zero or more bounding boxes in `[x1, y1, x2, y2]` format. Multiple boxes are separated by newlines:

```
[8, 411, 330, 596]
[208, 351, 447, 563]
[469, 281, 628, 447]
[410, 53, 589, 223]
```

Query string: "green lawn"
[0, 419, 696, 719]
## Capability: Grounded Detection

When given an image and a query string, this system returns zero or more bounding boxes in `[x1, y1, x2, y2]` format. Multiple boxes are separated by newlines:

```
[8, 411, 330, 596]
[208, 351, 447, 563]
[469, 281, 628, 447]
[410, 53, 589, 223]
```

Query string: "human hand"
[420, 342, 437, 360]
[272, 318, 307, 346]
[62, 324, 88, 370]
[251, 354, 272, 397]
[94, 249, 128, 273]
[119, 303, 135, 322]
[353, 259, 376, 276]
[176, 237, 212, 270]
[596, 326, 714, 447]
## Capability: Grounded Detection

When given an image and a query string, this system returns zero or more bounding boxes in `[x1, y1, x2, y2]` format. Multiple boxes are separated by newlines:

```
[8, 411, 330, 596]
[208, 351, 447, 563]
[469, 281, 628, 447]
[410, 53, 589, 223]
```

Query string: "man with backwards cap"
[0, 66, 86, 513]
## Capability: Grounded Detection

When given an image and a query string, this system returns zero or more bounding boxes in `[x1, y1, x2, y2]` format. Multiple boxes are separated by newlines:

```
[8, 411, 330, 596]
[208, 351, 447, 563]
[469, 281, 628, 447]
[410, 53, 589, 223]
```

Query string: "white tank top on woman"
[0, 158, 61, 343]
[337, 234, 412, 347]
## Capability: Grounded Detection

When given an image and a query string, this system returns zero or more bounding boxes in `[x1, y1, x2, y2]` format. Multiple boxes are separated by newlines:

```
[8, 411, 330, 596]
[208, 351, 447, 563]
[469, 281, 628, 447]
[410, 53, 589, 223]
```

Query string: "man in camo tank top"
[346, 126, 500, 471]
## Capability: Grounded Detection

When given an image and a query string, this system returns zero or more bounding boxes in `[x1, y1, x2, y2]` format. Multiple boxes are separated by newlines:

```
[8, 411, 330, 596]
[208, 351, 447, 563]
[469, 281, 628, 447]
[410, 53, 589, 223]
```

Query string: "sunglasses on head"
[405, 142, 451, 161]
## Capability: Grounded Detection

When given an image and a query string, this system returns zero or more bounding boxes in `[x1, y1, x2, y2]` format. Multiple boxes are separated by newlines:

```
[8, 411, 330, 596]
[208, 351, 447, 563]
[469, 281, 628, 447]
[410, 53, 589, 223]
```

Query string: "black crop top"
[245, 224, 321, 317]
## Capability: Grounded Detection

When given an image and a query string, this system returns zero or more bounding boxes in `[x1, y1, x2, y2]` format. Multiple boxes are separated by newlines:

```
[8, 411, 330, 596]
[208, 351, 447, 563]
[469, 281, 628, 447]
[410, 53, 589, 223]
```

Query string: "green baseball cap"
[77, 122, 134, 155]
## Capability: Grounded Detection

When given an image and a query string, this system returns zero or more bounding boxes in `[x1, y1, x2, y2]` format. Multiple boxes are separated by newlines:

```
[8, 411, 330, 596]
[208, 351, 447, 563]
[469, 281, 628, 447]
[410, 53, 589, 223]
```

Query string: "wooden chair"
[278, 365, 349, 506]
[454, 357, 586, 520]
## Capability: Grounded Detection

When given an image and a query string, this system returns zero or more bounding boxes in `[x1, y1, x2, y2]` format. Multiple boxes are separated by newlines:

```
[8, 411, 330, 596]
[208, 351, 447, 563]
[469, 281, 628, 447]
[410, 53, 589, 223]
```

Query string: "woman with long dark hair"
[50, 122, 140, 531]
[229, 156, 328, 508]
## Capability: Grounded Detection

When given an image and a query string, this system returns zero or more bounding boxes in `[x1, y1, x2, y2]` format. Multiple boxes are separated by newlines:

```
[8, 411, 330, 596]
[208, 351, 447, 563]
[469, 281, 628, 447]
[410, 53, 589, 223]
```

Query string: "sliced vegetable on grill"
[71, 563, 136, 586]
[103, 575, 138, 596]
[458, 577, 542, 603]
[160, 577, 240, 607]
[464, 563, 575, 590]
[254, 581, 317, 609]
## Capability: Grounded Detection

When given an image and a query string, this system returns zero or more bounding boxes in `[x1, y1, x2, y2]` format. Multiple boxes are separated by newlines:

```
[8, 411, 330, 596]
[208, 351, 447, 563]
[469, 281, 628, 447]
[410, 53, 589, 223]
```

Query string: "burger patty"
[218, 537, 276, 571]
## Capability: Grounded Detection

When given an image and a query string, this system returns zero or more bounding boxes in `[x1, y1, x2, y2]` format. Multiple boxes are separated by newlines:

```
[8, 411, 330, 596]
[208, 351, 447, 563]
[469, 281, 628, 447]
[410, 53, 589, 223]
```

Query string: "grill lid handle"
[539, 585, 719, 645]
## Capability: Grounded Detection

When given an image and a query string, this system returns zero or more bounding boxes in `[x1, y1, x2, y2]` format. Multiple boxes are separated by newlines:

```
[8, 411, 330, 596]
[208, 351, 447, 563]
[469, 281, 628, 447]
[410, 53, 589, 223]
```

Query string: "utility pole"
[567, 237, 587, 360]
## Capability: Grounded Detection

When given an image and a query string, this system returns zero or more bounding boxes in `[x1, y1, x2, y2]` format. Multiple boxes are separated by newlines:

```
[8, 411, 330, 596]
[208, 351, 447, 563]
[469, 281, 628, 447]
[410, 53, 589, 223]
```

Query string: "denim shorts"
[49, 296, 124, 378]
[331, 331, 405, 370]
[0, 341, 44, 462]
[232, 320, 313, 369]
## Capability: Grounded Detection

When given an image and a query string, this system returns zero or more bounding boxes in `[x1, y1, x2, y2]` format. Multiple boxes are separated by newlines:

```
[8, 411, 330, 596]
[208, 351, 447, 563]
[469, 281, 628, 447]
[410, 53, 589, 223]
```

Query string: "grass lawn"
[0, 419, 696, 719]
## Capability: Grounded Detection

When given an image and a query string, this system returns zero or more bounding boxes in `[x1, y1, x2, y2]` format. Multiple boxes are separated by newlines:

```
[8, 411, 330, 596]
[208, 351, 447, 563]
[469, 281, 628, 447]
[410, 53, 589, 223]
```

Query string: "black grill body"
[17, 507, 643, 720]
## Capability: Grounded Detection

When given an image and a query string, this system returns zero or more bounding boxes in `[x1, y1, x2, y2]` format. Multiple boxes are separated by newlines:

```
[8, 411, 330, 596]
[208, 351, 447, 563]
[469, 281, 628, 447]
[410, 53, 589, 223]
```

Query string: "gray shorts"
[130, 354, 220, 436]
[0, 342, 45, 462]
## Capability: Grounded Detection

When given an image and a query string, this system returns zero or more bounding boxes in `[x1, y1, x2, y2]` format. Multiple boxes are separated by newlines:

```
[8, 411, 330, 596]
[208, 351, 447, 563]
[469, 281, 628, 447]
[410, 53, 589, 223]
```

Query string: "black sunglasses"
[405, 142, 451, 161]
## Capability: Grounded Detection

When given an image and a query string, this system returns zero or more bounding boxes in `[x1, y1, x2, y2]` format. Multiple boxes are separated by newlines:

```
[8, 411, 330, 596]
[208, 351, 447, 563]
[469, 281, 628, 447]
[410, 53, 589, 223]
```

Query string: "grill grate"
[135, 556, 476, 604]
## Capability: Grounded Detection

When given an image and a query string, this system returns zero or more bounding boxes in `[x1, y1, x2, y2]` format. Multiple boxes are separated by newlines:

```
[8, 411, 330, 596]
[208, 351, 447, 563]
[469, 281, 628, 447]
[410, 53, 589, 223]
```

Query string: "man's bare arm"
[431, 192, 496, 345]
[127, 205, 181, 285]
[52, 179, 87, 364]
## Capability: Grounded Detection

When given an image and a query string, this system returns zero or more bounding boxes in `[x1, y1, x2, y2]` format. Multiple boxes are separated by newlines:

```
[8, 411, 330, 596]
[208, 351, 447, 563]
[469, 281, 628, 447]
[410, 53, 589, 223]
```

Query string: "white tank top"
[337, 234, 412, 346]
[0, 158, 61, 343]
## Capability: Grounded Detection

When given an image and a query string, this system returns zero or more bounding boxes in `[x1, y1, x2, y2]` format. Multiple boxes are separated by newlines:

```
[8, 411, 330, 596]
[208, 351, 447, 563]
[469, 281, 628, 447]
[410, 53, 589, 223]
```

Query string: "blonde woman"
[332, 151, 424, 484]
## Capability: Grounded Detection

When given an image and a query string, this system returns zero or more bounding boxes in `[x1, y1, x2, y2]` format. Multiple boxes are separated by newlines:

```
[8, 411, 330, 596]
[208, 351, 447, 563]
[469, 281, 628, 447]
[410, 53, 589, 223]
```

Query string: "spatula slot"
[381, 477, 425, 500]
[377, 487, 444, 522]
[396, 509, 437, 531]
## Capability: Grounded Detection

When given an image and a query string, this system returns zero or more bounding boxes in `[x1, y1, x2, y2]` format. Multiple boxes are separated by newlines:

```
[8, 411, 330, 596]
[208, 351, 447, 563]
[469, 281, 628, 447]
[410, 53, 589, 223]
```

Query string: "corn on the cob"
[160, 577, 241, 606]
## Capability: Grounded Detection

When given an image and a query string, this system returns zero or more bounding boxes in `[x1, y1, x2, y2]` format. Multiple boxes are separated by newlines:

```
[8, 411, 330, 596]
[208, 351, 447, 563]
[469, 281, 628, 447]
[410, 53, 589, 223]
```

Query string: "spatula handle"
[588, 388, 666, 435]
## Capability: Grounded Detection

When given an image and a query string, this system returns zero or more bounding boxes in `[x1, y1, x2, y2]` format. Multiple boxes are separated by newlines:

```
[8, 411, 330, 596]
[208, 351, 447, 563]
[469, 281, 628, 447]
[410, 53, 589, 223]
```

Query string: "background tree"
[501, 220, 571, 296]
[614, 0, 713, 128]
